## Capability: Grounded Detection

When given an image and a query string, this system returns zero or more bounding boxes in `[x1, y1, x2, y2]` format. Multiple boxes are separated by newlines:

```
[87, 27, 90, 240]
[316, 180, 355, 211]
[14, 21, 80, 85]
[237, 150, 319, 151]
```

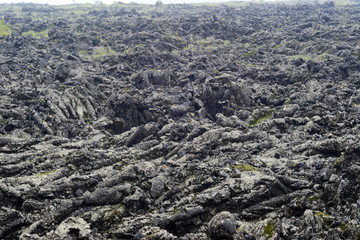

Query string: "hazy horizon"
[0, 0, 245, 5]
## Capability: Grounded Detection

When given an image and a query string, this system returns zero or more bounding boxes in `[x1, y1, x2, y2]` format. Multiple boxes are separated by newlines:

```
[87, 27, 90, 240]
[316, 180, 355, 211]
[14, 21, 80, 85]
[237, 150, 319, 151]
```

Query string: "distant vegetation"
[0, 17, 11, 37]
[22, 30, 48, 39]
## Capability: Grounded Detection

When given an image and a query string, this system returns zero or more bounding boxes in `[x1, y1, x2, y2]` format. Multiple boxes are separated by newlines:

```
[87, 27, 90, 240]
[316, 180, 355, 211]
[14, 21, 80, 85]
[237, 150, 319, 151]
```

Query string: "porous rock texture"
[1, 1, 360, 239]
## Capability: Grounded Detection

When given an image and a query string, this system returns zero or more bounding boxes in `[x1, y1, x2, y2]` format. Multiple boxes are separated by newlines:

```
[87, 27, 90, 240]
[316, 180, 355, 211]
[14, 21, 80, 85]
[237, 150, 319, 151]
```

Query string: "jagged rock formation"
[1, 1, 360, 239]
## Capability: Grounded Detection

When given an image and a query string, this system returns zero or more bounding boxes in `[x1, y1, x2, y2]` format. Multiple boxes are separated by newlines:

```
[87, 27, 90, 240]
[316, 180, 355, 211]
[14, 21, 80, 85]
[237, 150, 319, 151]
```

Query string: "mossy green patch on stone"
[315, 211, 329, 218]
[263, 220, 276, 238]
[37, 169, 56, 178]
[223, 40, 231, 46]
[82, 112, 89, 120]
[249, 112, 273, 127]
[307, 195, 320, 202]
[22, 30, 48, 39]
[244, 50, 256, 58]
[315, 211, 332, 226]
[334, 153, 345, 167]
[233, 164, 258, 171]
[93, 47, 116, 59]
[339, 222, 351, 232]
[273, 44, 281, 49]
[0, 17, 11, 37]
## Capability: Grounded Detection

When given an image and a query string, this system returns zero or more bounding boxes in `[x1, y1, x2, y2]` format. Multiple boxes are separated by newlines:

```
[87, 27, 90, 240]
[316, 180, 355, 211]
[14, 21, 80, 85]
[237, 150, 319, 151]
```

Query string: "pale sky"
[0, 0, 237, 4]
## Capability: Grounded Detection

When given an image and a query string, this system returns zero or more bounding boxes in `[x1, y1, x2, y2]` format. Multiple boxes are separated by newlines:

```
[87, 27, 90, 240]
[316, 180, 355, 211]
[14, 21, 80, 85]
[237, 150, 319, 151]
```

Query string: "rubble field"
[0, 1, 360, 239]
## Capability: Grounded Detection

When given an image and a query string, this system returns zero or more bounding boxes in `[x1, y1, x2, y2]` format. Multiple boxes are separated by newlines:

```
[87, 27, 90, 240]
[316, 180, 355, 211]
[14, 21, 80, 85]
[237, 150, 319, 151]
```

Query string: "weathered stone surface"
[208, 211, 237, 240]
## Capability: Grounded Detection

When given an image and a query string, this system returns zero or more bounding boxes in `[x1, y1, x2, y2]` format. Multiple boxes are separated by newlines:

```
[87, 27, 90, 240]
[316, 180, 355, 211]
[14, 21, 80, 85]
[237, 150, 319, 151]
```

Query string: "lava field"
[0, 1, 360, 239]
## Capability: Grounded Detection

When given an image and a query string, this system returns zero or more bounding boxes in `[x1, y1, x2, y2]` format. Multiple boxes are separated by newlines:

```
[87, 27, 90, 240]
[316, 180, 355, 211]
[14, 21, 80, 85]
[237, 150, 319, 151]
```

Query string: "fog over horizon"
[0, 0, 247, 5]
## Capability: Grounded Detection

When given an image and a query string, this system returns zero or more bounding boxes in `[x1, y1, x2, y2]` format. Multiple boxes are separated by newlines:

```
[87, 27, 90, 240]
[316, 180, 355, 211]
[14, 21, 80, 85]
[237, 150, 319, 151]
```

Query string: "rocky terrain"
[0, 1, 360, 239]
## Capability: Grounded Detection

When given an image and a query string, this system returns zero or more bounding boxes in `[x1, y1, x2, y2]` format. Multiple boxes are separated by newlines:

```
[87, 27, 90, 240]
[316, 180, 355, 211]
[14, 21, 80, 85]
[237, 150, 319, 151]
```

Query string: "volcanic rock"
[0, 1, 360, 239]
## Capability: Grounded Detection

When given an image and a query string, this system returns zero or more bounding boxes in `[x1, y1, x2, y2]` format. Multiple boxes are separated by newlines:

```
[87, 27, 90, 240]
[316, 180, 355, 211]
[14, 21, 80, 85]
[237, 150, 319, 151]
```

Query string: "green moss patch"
[244, 50, 257, 58]
[93, 47, 117, 59]
[22, 30, 48, 39]
[315, 211, 332, 226]
[36, 169, 56, 178]
[234, 164, 258, 171]
[263, 220, 276, 238]
[249, 112, 273, 127]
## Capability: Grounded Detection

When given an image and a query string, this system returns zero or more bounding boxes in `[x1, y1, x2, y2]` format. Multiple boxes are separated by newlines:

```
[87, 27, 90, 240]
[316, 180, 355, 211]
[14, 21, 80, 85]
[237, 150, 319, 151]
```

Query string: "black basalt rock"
[0, 2, 359, 240]
[208, 212, 237, 240]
